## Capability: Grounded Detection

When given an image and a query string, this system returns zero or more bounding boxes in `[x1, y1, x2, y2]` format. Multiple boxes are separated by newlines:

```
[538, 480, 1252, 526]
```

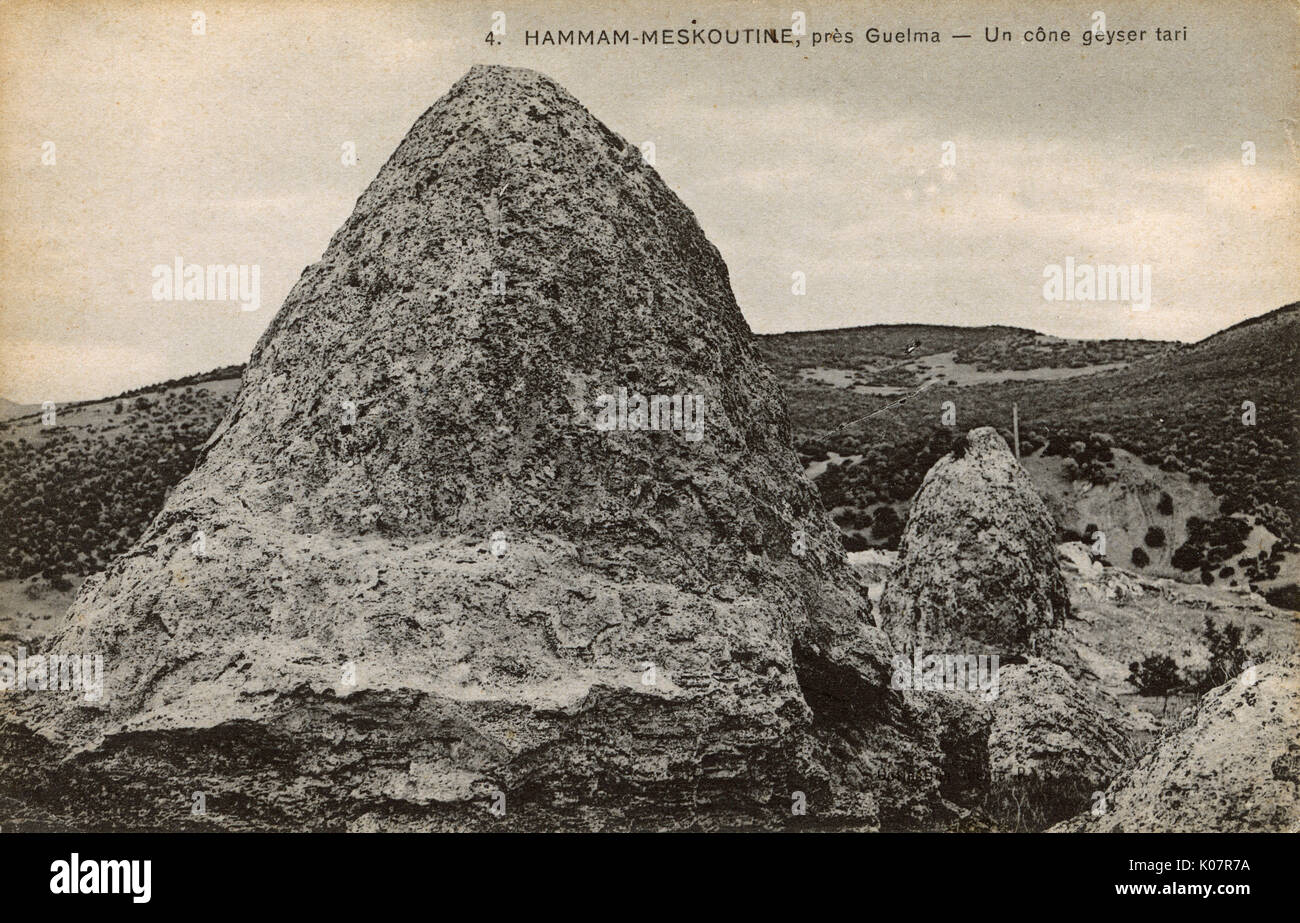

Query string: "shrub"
[841, 533, 869, 552]
[1219, 494, 1247, 516]
[870, 505, 902, 543]
[1126, 654, 1181, 713]
[1130, 547, 1150, 568]
[1170, 543, 1202, 571]
[1156, 492, 1174, 515]
[1144, 526, 1166, 549]
[1185, 617, 1263, 695]
[1080, 460, 1113, 485]
[1264, 584, 1300, 611]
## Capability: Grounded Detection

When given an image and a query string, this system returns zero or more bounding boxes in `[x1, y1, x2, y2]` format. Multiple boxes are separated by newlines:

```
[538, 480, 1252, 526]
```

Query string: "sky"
[0, 0, 1296, 402]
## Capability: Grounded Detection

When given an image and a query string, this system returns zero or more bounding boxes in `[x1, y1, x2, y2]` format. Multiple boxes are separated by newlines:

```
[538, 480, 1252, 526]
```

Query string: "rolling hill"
[759, 303, 1299, 605]
[1, 305, 1296, 606]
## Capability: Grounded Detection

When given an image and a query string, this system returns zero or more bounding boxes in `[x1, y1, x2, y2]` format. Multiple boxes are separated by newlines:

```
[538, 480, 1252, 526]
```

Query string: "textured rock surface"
[0, 65, 950, 831]
[985, 661, 1134, 822]
[881, 427, 1070, 656]
[906, 660, 1134, 829]
[1053, 655, 1300, 832]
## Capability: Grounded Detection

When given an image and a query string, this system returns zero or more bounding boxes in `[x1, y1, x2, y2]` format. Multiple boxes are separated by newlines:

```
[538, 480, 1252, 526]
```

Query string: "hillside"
[0, 379, 237, 581]
[758, 323, 1172, 390]
[2, 307, 1296, 607]
[761, 304, 1300, 604]
[0, 399, 38, 422]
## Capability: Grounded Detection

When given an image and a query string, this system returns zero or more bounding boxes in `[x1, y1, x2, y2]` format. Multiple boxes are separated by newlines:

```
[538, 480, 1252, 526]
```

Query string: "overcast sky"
[1, 0, 1296, 402]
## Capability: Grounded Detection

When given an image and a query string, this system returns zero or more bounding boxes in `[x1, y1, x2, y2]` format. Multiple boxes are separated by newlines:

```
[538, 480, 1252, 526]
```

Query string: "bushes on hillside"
[0, 386, 231, 581]
[1264, 584, 1300, 611]
[1170, 515, 1252, 578]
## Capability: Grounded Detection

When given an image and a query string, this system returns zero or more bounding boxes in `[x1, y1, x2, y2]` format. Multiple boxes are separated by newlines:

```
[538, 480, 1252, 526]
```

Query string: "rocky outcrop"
[0, 65, 950, 831]
[1053, 655, 1300, 832]
[875, 434, 1127, 828]
[880, 427, 1070, 657]
[984, 661, 1134, 826]
[904, 659, 1133, 829]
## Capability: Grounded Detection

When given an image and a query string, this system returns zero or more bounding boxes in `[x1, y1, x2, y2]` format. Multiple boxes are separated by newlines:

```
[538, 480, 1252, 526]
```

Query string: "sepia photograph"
[0, 0, 1295, 905]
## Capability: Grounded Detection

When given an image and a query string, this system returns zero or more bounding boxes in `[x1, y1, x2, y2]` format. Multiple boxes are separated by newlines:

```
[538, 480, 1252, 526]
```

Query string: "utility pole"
[1012, 403, 1020, 459]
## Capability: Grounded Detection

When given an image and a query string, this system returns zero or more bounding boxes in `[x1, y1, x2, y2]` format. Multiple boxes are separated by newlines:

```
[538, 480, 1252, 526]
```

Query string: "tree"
[1144, 526, 1166, 548]
[841, 533, 869, 553]
[1157, 492, 1174, 515]
[1130, 546, 1150, 568]
[1184, 617, 1264, 695]
[1126, 654, 1181, 714]
[1171, 542, 1202, 571]
[871, 505, 902, 543]
[1219, 494, 1247, 516]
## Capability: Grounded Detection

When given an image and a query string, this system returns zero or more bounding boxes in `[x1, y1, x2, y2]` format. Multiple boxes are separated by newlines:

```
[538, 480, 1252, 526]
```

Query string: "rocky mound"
[1053, 655, 1300, 832]
[0, 65, 949, 831]
[881, 427, 1070, 656]
[908, 658, 1134, 830]
[983, 661, 1134, 826]
[876, 432, 1128, 828]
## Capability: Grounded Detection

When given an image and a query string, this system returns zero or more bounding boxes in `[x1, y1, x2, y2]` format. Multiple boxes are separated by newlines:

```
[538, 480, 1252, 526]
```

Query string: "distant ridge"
[1192, 301, 1300, 343]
